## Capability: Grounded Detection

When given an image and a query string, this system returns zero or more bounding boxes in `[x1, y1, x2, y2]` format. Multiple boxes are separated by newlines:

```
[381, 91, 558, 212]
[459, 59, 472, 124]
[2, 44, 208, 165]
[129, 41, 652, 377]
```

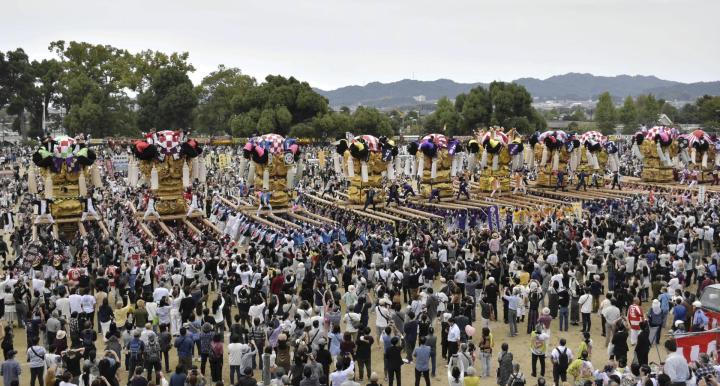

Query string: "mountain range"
[314, 73, 720, 109]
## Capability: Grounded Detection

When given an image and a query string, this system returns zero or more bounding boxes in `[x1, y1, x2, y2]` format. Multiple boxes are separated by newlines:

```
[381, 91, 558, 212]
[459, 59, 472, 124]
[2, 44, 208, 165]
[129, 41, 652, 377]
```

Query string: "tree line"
[0, 41, 397, 139]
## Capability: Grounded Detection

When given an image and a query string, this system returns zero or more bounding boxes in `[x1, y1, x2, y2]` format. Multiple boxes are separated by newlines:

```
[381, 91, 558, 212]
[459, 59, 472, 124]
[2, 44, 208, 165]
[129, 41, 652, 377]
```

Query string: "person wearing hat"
[691, 300, 708, 332]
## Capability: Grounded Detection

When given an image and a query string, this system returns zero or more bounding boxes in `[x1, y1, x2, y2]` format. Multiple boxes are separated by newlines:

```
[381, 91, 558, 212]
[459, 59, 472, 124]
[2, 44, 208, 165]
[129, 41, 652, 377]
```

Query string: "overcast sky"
[2, 0, 718, 90]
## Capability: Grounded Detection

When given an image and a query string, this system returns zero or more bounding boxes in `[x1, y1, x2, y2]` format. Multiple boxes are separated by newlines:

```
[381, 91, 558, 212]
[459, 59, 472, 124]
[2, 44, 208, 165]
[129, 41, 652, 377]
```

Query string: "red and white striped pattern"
[260, 134, 285, 155]
[422, 134, 448, 148]
[579, 131, 607, 145]
[354, 135, 380, 152]
[675, 329, 719, 362]
[478, 131, 509, 146]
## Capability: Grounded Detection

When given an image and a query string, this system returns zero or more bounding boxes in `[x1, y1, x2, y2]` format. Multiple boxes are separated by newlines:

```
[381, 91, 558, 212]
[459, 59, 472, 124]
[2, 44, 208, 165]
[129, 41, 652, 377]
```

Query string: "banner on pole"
[488, 205, 500, 231]
[112, 153, 129, 172]
[699, 186, 706, 204]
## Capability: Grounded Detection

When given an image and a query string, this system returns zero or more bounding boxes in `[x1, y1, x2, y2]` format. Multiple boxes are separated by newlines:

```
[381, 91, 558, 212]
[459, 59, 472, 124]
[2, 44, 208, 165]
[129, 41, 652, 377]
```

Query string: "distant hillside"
[315, 73, 720, 109]
[314, 79, 484, 109]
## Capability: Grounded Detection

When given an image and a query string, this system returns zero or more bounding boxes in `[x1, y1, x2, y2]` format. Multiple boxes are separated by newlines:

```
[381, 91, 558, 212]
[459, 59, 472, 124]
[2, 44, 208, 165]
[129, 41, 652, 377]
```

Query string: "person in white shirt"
[662, 339, 689, 384]
[551, 339, 574, 386]
[153, 285, 170, 303]
[68, 290, 83, 315]
[56, 295, 71, 321]
[374, 301, 392, 340]
[578, 290, 593, 333]
[447, 318, 461, 357]
[329, 359, 355, 386]
[81, 290, 96, 324]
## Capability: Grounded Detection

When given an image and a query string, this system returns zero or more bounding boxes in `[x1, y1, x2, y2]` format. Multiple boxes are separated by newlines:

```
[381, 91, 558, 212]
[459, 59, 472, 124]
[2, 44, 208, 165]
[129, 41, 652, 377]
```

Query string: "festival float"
[634, 126, 676, 183]
[30, 134, 105, 238]
[687, 130, 716, 182]
[334, 135, 398, 204]
[475, 128, 511, 192]
[242, 134, 302, 208]
[535, 130, 570, 187]
[131, 130, 205, 216]
[408, 134, 459, 199]
[577, 131, 607, 174]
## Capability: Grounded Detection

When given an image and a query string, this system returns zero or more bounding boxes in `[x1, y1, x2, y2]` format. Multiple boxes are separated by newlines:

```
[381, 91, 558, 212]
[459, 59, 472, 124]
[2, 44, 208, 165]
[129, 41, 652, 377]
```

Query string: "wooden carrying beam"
[157, 222, 176, 239]
[183, 220, 201, 235]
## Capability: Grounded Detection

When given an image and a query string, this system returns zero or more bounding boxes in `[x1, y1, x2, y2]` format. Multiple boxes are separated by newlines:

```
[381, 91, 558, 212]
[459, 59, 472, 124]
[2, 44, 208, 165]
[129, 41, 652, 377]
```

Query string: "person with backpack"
[550, 338, 573, 386]
[126, 330, 145, 375]
[505, 363, 525, 386]
[208, 333, 224, 383]
[143, 334, 162, 384]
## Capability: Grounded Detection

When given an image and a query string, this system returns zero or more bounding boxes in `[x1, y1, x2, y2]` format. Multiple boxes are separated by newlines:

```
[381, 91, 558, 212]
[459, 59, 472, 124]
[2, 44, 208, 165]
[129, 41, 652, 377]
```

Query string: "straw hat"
[56, 330, 66, 339]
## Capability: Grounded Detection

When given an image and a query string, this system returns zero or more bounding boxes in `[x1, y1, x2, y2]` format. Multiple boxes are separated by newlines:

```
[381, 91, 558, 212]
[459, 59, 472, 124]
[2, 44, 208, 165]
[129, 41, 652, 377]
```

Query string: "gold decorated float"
[334, 135, 398, 204]
[131, 130, 204, 215]
[475, 128, 511, 192]
[31, 135, 103, 237]
[242, 134, 302, 208]
[407, 134, 461, 199]
[633, 126, 676, 183]
[535, 130, 571, 187]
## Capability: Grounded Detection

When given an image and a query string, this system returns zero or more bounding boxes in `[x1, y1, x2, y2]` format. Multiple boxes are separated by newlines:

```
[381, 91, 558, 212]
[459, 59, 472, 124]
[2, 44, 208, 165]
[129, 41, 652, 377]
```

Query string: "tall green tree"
[697, 95, 720, 129]
[137, 66, 197, 130]
[459, 86, 492, 133]
[352, 106, 394, 137]
[618, 96, 637, 134]
[49, 41, 139, 136]
[595, 92, 617, 134]
[1, 49, 35, 135]
[635, 94, 660, 126]
[424, 97, 460, 133]
[230, 75, 328, 136]
[194, 65, 256, 134]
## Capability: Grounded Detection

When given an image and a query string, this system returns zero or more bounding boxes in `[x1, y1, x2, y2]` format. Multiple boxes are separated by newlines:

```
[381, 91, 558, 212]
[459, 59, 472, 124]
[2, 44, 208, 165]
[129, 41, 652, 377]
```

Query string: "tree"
[424, 97, 460, 133]
[194, 65, 256, 134]
[677, 103, 699, 124]
[230, 75, 329, 136]
[697, 95, 720, 129]
[49, 41, 140, 136]
[137, 66, 197, 130]
[459, 86, 492, 134]
[595, 92, 617, 134]
[486, 82, 544, 133]
[352, 106, 393, 137]
[312, 111, 353, 140]
[1, 49, 35, 135]
[563, 108, 587, 122]
[635, 94, 660, 126]
[618, 96, 637, 133]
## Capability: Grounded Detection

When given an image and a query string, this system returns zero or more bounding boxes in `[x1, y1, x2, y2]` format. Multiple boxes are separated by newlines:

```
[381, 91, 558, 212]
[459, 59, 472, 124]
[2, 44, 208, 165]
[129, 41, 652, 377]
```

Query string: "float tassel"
[44, 172, 54, 199]
[28, 166, 37, 194]
[150, 165, 159, 190]
[92, 165, 102, 187]
[262, 166, 270, 190]
[182, 161, 190, 188]
[347, 156, 355, 177]
[78, 170, 87, 196]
